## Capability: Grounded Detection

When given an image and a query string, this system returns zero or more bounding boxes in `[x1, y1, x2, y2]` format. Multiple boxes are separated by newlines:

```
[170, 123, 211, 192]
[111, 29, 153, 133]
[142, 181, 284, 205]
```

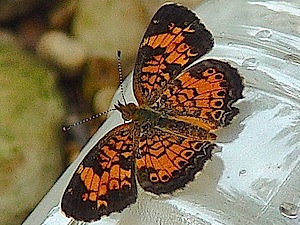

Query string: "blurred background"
[0, 0, 202, 224]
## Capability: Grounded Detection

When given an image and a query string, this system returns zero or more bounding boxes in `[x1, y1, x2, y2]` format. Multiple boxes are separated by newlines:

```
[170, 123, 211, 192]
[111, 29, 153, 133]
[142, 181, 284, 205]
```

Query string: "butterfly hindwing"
[160, 59, 244, 130]
[136, 127, 215, 194]
[61, 123, 137, 222]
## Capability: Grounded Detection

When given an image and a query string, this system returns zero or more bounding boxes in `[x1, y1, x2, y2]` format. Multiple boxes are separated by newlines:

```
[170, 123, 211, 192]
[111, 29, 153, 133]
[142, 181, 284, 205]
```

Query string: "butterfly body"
[61, 3, 244, 222]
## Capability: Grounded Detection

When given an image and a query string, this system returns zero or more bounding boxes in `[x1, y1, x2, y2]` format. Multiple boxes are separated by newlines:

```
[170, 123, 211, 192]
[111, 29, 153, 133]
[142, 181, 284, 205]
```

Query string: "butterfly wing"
[134, 4, 243, 195]
[133, 3, 214, 106]
[136, 127, 215, 194]
[135, 60, 243, 195]
[61, 123, 137, 222]
[160, 59, 244, 131]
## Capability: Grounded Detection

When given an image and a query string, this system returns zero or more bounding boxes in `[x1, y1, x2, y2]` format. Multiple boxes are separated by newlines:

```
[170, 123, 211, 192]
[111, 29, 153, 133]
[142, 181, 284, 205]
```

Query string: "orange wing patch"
[141, 23, 198, 67]
[137, 25, 197, 106]
[136, 128, 215, 194]
[61, 124, 137, 222]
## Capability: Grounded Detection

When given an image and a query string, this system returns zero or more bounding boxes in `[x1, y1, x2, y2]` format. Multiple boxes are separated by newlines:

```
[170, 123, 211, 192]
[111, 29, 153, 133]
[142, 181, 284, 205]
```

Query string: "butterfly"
[61, 3, 244, 222]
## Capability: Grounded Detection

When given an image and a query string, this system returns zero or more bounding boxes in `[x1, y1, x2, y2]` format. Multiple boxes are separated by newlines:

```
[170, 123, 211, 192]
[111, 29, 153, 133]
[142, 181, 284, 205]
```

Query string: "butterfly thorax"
[115, 102, 159, 123]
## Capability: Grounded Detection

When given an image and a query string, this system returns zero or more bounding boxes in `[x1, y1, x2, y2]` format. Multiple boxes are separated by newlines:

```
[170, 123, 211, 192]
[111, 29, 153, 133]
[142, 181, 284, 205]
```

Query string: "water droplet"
[255, 29, 272, 41]
[153, 19, 159, 24]
[279, 202, 299, 219]
[220, 31, 225, 36]
[242, 58, 259, 70]
[239, 169, 247, 176]
[228, 42, 233, 46]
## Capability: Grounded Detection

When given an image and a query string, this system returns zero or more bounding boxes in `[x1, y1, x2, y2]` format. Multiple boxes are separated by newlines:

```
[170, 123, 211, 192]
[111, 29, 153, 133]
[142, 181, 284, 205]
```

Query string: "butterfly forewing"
[61, 123, 137, 222]
[133, 3, 214, 105]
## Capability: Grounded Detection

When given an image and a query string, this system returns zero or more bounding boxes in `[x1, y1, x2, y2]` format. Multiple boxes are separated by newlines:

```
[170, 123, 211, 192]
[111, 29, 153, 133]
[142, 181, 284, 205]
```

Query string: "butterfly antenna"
[117, 50, 127, 104]
[62, 108, 116, 131]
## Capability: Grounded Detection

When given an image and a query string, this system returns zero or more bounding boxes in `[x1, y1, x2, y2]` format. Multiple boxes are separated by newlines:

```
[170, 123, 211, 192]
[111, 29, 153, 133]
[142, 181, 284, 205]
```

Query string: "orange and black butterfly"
[61, 3, 244, 222]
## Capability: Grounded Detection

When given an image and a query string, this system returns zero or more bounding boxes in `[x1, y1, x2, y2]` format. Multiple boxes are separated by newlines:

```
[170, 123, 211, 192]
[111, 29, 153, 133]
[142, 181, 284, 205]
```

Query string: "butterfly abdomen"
[157, 117, 216, 140]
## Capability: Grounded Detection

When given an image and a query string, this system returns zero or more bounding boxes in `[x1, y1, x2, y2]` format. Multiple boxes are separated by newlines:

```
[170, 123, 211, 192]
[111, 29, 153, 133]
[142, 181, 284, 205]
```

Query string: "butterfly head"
[115, 101, 138, 121]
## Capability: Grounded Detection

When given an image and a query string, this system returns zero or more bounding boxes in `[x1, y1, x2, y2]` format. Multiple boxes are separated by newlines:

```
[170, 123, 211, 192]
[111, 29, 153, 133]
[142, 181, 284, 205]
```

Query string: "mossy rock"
[0, 42, 65, 225]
